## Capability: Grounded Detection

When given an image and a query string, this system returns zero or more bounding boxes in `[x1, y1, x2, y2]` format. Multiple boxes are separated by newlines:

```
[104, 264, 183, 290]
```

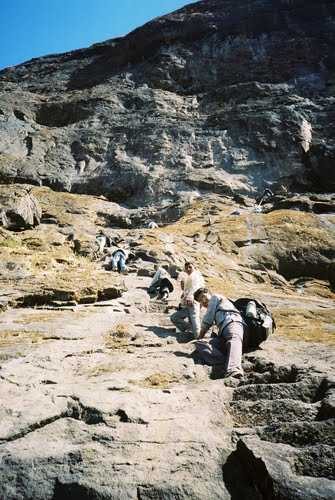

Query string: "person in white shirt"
[170, 261, 204, 338]
[147, 220, 159, 229]
[193, 288, 245, 378]
[148, 265, 174, 301]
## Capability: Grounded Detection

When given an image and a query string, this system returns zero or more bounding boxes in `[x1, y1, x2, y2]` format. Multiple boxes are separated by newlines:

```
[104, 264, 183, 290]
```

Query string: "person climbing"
[255, 188, 274, 207]
[105, 243, 129, 273]
[148, 264, 174, 301]
[95, 231, 108, 254]
[147, 220, 158, 229]
[170, 261, 204, 338]
[193, 288, 245, 378]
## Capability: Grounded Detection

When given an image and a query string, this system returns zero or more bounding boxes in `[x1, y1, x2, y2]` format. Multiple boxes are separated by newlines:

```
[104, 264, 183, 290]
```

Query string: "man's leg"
[220, 321, 244, 373]
[97, 238, 105, 254]
[160, 286, 169, 301]
[170, 307, 190, 332]
[118, 254, 126, 273]
[148, 284, 158, 297]
[111, 254, 119, 271]
[188, 302, 201, 339]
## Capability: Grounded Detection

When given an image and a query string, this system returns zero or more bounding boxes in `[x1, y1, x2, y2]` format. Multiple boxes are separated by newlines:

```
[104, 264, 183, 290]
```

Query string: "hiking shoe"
[224, 368, 244, 379]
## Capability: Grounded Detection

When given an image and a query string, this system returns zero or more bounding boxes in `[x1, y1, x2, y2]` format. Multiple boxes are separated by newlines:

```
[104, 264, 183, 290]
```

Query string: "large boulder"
[0, 185, 41, 230]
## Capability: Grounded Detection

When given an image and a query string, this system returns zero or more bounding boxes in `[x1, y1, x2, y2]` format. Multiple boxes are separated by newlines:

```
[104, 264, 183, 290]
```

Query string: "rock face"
[0, 1, 335, 499]
[0, 185, 41, 229]
[1, 0, 335, 203]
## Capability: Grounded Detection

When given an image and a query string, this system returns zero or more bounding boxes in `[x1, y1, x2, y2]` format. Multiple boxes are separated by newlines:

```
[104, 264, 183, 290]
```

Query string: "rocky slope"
[0, 0, 335, 499]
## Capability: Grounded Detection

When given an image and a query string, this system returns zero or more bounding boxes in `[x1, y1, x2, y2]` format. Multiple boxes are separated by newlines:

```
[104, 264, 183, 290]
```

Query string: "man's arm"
[198, 296, 218, 339]
[198, 323, 211, 339]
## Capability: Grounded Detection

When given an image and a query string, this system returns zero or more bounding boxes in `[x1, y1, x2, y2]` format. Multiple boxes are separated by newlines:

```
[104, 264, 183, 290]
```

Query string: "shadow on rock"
[222, 447, 264, 500]
[144, 325, 176, 339]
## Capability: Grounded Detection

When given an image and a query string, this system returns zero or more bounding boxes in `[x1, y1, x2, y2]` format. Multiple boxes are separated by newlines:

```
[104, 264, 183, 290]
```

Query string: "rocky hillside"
[0, 0, 335, 499]
[1, 0, 335, 203]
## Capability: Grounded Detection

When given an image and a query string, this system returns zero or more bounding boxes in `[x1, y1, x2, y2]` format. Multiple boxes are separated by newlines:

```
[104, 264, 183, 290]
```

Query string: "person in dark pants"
[148, 265, 174, 301]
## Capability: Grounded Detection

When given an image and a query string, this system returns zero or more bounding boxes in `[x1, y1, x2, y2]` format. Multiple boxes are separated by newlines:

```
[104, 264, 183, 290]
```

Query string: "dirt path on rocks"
[1, 272, 335, 499]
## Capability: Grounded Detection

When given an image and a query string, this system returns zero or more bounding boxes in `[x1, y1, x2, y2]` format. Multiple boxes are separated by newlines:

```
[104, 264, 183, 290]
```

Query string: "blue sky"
[0, 0, 196, 70]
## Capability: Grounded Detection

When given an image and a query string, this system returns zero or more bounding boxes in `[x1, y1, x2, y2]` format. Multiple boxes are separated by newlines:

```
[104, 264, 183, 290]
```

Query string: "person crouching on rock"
[193, 288, 245, 379]
[148, 264, 174, 302]
[170, 261, 204, 339]
[108, 244, 129, 273]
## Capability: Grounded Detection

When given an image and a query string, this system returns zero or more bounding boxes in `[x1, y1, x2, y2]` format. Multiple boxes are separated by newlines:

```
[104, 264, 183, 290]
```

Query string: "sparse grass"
[0, 238, 20, 248]
[0, 329, 51, 347]
[79, 362, 123, 377]
[12, 312, 60, 325]
[104, 323, 130, 349]
[275, 308, 335, 345]
[131, 372, 179, 389]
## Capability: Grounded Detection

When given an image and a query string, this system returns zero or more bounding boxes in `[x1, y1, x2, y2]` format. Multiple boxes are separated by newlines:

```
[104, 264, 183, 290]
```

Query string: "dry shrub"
[113, 323, 130, 338]
[104, 323, 130, 349]
[0, 330, 49, 347]
[81, 362, 123, 377]
[131, 372, 178, 389]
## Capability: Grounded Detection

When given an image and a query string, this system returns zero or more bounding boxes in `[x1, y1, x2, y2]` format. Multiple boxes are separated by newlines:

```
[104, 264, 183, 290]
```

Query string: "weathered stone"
[0, 185, 41, 230]
[0, 1, 335, 498]
[1, 1, 335, 202]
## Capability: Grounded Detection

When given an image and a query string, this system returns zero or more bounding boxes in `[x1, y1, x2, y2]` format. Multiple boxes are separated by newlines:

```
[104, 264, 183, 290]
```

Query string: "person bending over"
[148, 265, 174, 301]
[110, 246, 129, 273]
[194, 288, 245, 378]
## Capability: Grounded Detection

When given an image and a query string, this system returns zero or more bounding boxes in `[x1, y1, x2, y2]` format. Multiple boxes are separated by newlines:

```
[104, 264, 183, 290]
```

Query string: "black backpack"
[231, 298, 276, 349]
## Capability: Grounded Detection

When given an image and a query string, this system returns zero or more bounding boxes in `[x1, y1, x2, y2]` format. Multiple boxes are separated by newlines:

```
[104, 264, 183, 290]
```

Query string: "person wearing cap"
[170, 262, 204, 338]
[193, 287, 245, 378]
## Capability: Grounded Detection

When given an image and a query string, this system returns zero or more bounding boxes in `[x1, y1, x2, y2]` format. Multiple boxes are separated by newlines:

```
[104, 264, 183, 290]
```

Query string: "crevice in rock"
[0, 411, 68, 444]
[35, 100, 97, 127]
[67, 397, 106, 425]
[0, 397, 109, 444]
[24, 134, 33, 156]
[115, 408, 148, 424]
[241, 357, 301, 385]
[13, 109, 26, 121]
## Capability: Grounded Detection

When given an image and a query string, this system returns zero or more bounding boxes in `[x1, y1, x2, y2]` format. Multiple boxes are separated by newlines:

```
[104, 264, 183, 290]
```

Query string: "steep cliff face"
[1, 0, 335, 204]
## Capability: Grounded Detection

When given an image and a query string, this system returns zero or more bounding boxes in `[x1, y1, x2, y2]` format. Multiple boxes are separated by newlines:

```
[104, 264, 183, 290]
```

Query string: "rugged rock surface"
[1, 0, 335, 203]
[0, 184, 334, 499]
[0, 184, 41, 230]
[0, 0, 335, 498]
